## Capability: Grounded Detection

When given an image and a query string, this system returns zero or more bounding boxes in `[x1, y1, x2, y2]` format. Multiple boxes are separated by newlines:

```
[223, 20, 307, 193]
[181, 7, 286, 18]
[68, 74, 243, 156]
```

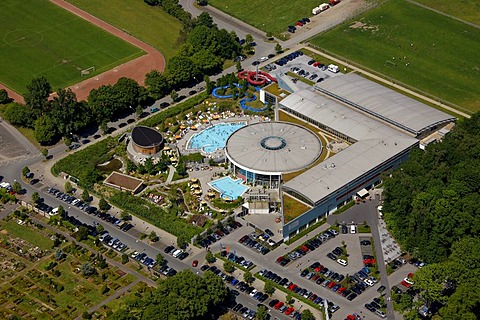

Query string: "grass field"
[1, 220, 53, 250]
[208, 0, 321, 36]
[310, 0, 480, 112]
[0, 0, 143, 94]
[415, 0, 480, 25]
[67, 0, 182, 60]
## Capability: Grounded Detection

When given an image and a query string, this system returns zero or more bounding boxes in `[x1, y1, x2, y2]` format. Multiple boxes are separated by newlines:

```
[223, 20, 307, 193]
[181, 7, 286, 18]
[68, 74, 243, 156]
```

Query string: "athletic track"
[0, 0, 166, 103]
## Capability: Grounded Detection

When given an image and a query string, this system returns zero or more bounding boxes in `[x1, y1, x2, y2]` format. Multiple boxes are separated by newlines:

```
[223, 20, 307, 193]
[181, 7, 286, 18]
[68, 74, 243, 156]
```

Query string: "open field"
[0, 0, 144, 95]
[208, 0, 321, 36]
[310, 0, 480, 112]
[67, 0, 182, 61]
[414, 0, 480, 25]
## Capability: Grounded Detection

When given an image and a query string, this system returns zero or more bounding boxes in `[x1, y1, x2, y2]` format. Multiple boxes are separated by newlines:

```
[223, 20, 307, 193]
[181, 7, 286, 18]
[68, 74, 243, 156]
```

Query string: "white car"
[337, 258, 348, 266]
[259, 56, 268, 62]
[404, 277, 414, 285]
[365, 279, 375, 286]
[249, 289, 258, 297]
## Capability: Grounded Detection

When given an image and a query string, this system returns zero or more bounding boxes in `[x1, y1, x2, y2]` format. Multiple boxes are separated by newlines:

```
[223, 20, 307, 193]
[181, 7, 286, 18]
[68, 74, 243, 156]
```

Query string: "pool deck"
[177, 115, 270, 159]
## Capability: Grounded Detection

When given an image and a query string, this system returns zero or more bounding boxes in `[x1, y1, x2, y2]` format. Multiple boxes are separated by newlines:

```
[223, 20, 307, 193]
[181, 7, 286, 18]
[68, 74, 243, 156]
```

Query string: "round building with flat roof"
[130, 126, 164, 155]
[225, 122, 322, 187]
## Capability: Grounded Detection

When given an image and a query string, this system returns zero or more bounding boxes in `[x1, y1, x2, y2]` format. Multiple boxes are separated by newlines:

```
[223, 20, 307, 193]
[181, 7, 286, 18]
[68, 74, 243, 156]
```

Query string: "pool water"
[209, 176, 248, 200]
[188, 122, 245, 153]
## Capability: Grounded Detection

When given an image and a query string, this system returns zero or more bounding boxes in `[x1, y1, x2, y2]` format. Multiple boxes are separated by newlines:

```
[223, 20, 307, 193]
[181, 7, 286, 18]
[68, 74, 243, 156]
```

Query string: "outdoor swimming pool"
[188, 122, 245, 153]
[209, 176, 248, 200]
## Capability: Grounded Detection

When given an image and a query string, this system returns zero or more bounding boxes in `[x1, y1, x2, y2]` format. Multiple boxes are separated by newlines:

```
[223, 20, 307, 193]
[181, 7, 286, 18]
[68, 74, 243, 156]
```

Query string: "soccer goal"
[384, 60, 397, 68]
[80, 66, 95, 76]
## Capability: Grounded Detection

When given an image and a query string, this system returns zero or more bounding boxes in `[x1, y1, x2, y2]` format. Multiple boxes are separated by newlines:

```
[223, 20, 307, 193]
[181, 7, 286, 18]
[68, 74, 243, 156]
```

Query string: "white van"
[327, 64, 339, 73]
[350, 225, 357, 234]
[172, 249, 182, 258]
[50, 207, 60, 216]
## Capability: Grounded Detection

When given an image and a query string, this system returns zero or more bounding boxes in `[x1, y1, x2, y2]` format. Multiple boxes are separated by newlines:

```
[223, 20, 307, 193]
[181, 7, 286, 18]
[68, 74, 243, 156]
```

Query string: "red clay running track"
[0, 0, 166, 103]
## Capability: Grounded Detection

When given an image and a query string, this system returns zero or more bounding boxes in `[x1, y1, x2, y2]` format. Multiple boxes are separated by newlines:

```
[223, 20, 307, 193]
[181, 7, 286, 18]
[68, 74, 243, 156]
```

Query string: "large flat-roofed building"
[275, 73, 455, 240]
[225, 122, 322, 188]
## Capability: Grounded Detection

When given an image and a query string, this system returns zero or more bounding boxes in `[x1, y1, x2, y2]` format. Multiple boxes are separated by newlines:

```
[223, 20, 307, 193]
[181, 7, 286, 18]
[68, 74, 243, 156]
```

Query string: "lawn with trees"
[310, 0, 480, 112]
[382, 113, 480, 318]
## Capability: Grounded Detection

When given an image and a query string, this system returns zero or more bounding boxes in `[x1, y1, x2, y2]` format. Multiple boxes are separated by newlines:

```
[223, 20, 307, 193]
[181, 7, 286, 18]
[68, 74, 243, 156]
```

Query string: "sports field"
[415, 0, 480, 25]
[208, 0, 321, 35]
[0, 0, 144, 94]
[310, 0, 480, 112]
[66, 0, 182, 61]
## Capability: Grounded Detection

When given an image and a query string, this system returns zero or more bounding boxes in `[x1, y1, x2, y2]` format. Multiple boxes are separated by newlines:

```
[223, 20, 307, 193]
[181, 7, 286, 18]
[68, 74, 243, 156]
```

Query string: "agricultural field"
[0, 0, 144, 94]
[0, 214, 136, 319]
[208, 0, 321, 36]
[414, 0, 480, 25]
[67, 0, 183, 60]
[310, 0, 480, 112]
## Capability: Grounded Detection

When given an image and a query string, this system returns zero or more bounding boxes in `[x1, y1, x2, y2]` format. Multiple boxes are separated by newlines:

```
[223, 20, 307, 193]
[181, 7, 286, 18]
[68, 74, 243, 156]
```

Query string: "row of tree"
[2, 76, 145, 145]
[382, 113, 480, 318]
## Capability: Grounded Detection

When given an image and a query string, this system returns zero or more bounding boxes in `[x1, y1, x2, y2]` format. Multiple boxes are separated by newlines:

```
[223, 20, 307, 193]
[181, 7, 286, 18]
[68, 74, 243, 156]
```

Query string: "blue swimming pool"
[188, 122, 245, 153]
[209, 176, 248, 200]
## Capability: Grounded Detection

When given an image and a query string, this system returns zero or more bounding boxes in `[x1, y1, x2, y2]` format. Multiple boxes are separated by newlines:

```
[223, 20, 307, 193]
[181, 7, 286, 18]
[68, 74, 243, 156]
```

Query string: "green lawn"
[0, 0, 144, 94]
[66, 0, 182, 61]
[310, 0, 480, 112]
[208, 0, 321, 36]
[1, 220, 53, 250]
[415, 0, 480, 25]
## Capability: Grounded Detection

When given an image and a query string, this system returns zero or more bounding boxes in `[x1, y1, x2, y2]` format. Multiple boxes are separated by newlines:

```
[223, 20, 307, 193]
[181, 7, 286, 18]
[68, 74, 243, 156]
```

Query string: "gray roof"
[281, 89, 418, 205]
[225, 122, 322, 174]
[316, 73, 456, 136]
[283, 136, 417, 205]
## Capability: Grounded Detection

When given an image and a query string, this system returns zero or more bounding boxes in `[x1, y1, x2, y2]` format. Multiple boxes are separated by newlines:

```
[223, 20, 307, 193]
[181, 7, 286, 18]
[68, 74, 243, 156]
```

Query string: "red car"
[276, 256, 285, 264]
[300, 245, 310, 253]
[364, 258, 376, 265]
[313, 61, 320, 67]
[288, 283, 298, 291]
[337, 287, 346, 295]
[295, 21, 303, 27]
[285, 307, 295, 315]
[192, 260, 198, 267]
[274, 301, 284, 310]
[346, 315, 356, 320]
[328, 281, 336, 289]
[315, 265, 324, 273]
[401, 280, 411, 288]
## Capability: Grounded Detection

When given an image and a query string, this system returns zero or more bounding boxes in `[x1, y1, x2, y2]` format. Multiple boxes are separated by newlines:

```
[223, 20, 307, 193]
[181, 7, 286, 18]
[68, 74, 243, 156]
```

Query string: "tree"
[24, 76, 52, 116]
[80, 262, 96, 277]
[205, 250, 215, 263]
[64, 181, 73, 194]
[64, 137, 72, 146]
[256, 305, 268, 320]
[120, 211, 132, 221]
[76, 226, 89, 241]
[156, 253, 165, 266]
[243, 271, 254, 284]
[149, 231, 159, 242]
[41, 148, 48, 158]
[3, 102, 35, 128]
[121, 254, 129, 264]
[166, 55, 197, 87]
[100, 121, 108, 135]
[285, 293, 294, 305]
[170, 89, 179, 102]
[301, 309, 315, 320]
[96, 224, 104, 234]
[0, 89, 10, 104]
[223, 260, 234, 273]
[195, 12, 214, 28]
[236, 61, 243, 72]
[275, 43, 282, 53]
[57, 206, 65, 218]
[31, 191, 40, 204]
[35, 116, 57, 145]
[99, 198, 110, 212]
[263, 281, 275, 295]
[82, 311, 92, 319]
[49, 88, 85, 136]
[245, 34, 254, 44]
[55, 248, 65, 260]
[12, 181, 22, 194]
[145, 70, 170, 100]
[81, 189, 90, 202]
[22, 166, 30, 177]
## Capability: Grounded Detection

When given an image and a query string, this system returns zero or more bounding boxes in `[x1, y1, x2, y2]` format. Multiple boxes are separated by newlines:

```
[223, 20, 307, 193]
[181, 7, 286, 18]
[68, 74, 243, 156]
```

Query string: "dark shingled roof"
[131, 126, 163, 148]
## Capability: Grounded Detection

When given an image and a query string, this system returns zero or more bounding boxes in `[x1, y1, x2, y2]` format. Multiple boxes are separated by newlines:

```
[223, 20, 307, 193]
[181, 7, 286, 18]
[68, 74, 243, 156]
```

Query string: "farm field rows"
[66, 0, 182, 61]
[310, 0, 480, 112]
[208, 0, 321, 36]
[414, 0, 480, 25]
[0, 0, 144, 94]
